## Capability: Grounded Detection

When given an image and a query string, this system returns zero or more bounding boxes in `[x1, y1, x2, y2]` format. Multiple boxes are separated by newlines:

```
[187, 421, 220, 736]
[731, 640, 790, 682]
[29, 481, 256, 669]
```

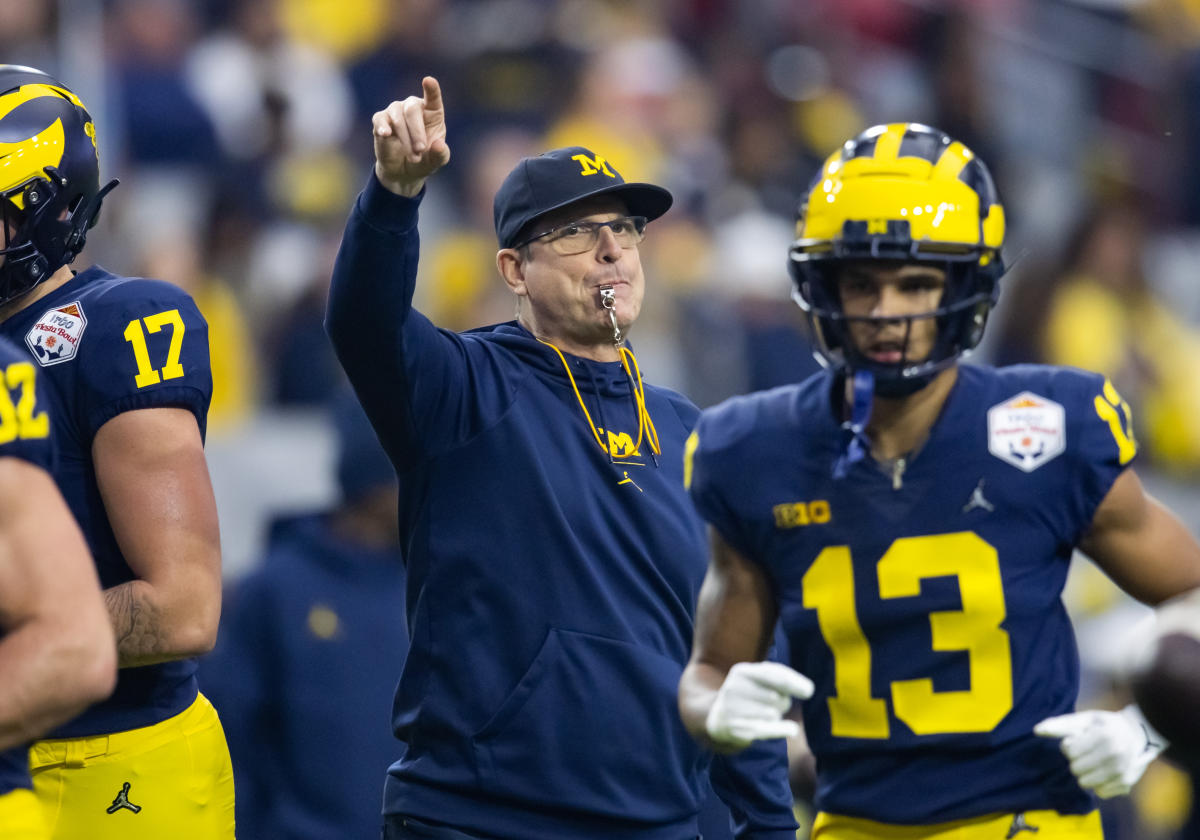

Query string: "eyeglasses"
[514, 215, 648, 255]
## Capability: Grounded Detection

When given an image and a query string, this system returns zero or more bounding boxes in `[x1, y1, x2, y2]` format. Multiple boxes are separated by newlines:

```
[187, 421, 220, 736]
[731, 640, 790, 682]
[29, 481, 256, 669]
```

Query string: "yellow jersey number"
[124, 309, 186, 389]
[0, 361, 49, 443]
[803, 532, 1013, 738]
[1093, 378, 1137, 465]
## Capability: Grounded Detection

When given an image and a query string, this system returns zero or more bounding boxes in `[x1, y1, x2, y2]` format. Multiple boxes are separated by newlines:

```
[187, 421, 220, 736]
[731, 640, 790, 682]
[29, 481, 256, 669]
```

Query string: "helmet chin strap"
[599, 285, 624, 346]
[873, 368, 936, 398]
[833, 369, 874, 479]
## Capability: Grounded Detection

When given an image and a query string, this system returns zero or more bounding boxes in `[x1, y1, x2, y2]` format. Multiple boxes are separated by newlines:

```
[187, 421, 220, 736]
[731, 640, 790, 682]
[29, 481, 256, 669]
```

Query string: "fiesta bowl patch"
[26, 301, 87, 366]
[987, 391, 1065, 472]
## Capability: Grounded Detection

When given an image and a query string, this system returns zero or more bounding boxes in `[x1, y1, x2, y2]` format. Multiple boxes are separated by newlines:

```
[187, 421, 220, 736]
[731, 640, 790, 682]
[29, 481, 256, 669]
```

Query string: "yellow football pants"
[0, 787, 49, 839]
[28, 692, 235, 840]
[813, 808, 1103, 839]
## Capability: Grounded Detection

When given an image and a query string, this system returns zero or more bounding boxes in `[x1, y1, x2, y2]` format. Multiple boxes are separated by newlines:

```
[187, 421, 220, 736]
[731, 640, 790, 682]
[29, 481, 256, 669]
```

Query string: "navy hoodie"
[326, 175, 796, 840]
[201, 514, 407, 839]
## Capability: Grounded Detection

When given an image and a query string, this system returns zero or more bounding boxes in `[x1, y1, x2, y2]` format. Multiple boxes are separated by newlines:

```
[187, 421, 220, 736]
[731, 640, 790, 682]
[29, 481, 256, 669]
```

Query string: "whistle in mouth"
[598, 285, 623, 346]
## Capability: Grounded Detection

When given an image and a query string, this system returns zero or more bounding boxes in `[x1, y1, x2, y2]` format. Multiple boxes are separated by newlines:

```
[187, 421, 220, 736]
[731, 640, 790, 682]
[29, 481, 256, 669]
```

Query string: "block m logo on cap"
[572, 153, 616, 178]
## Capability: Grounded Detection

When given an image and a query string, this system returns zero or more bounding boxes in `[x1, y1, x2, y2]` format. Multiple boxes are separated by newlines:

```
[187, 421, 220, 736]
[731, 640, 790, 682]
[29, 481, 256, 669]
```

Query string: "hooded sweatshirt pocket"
[471, 627, 705, 821]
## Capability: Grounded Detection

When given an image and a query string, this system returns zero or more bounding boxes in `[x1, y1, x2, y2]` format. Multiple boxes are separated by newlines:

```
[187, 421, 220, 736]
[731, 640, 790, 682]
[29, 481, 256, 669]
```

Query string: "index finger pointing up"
[422, 76, 443, 113]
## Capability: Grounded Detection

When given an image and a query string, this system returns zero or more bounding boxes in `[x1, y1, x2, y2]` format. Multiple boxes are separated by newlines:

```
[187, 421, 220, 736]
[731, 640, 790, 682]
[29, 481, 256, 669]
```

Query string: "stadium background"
[16, 0, 1200, 836]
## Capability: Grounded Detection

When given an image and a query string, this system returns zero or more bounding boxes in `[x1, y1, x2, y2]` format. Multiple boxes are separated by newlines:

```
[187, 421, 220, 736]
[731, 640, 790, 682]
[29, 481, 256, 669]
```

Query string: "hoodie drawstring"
[619, 346, 660, 461]
[536, 338, 661, 461]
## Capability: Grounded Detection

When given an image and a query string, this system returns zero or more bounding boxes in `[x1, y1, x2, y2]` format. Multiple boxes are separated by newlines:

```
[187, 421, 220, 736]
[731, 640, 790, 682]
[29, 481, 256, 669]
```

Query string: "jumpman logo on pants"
[106, 781, 142, 815]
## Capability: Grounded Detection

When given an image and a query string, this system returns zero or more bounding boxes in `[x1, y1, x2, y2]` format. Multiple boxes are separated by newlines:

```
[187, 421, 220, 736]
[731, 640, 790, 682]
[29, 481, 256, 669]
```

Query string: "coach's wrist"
[374, 163, 425, 198]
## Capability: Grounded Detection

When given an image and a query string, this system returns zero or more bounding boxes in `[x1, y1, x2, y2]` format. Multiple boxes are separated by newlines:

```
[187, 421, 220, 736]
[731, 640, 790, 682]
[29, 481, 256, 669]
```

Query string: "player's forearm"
[104, 578, 219, 668]
[0, 618, 116, 750]
[678, 659, 729, 750]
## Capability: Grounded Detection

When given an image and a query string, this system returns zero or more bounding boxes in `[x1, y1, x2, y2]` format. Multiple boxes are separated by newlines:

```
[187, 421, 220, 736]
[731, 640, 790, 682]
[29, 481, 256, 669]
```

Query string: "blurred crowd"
[17, 0, 1200, 836]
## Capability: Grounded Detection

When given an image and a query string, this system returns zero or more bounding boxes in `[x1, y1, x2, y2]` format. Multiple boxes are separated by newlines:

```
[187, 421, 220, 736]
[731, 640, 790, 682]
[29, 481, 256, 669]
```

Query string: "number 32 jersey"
[686, 364, 1133, 824]
[0, 266, 212, 738]
[0, 336, 58, 796]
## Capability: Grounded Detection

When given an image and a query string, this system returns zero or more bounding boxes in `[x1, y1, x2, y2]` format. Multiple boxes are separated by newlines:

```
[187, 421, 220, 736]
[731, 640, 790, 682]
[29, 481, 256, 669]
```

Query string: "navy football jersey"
[0, 335, 57, 795]
[0, 266, 212, 737]
[688, 364, 1135, 824]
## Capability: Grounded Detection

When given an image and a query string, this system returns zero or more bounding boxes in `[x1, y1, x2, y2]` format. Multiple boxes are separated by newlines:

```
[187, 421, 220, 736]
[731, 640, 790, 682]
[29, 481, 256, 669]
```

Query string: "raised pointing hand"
[372, 76, 451, 197]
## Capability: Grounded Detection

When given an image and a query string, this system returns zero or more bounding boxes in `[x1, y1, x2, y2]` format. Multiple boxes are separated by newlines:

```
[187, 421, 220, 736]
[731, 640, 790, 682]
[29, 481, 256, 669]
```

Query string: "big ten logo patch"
[773, 500, 831, 529]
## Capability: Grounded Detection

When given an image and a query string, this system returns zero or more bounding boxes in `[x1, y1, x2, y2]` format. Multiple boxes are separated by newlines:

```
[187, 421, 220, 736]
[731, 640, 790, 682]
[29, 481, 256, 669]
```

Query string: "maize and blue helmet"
[788, 122, 1006, 395]
[0, 65, 118, 307]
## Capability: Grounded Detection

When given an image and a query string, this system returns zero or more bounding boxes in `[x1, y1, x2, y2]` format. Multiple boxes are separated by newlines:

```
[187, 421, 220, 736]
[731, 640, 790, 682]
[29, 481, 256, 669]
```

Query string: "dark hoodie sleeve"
[709, 735, 799, 839]
[325, 175, 515, 472]
[709, 623, 799, 838]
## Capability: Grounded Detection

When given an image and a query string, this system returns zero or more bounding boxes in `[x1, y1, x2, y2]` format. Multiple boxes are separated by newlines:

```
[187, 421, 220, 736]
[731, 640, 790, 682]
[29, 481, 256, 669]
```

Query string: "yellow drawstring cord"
[536, 338, 661, 458]
[619, 346, 661, 455]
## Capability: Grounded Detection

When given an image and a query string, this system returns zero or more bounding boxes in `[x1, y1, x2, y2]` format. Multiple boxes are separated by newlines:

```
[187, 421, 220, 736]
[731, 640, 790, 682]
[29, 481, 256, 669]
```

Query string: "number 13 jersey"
[686, 364, 1133, 824]
[0, 266, 212, 738]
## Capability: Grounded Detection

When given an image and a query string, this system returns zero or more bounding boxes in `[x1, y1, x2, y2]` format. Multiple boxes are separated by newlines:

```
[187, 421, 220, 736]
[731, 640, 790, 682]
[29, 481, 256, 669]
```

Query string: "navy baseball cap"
[493, 146, 673, 248]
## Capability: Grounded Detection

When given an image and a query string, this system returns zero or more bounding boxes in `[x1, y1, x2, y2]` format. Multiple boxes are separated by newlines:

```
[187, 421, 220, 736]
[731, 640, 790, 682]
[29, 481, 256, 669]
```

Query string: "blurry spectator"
[416, 126, 541, 332]
[276, 0, 389, 62]
[676, 209, 821, 407]
[345, 0, 447, 130]
[112, 172, 259, 430]
[108, 0, 221, 167]
[543, 34, 685, 182]
[261, 226, 349, 406]
[0, 0, 56, 73]
[186, 0, 353, 162]
[918, 8, 1005, 184]
[201, 393, 404, 839]
[1039, 202, 1200, 471]
[186, 0, 355, 225]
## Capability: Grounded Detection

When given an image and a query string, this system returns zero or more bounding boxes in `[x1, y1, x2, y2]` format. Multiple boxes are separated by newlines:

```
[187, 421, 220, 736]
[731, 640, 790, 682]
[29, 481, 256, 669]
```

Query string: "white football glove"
[1034, 704, 1167, 798]
[705, 661, 814, 750]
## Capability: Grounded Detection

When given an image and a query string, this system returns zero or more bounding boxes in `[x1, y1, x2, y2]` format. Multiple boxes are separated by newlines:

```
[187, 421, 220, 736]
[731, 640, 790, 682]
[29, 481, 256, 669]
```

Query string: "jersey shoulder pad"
[71, 275, 212, 437]
[988, 362, 1136, 469]
[696, 377, 825, 459]
[989, 363, 1106, 408]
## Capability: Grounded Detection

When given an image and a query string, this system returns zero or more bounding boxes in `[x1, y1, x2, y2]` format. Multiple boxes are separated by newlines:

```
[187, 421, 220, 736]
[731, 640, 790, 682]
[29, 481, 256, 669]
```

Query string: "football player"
[0, 66, 232, 838]
[678, 122, 1200, 839]
[0, 334, 116, 840]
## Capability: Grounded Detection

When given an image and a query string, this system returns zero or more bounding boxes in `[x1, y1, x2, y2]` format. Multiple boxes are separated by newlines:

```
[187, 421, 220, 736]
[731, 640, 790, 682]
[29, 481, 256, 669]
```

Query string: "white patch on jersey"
[25, 300, 87, 366]
[987, 391, 1066, 472]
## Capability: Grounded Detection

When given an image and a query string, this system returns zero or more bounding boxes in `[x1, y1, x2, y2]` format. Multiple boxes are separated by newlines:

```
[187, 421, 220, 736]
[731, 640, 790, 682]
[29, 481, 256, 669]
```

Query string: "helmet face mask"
[788, 123, 1005, 396]
[0, 65, 117, 308]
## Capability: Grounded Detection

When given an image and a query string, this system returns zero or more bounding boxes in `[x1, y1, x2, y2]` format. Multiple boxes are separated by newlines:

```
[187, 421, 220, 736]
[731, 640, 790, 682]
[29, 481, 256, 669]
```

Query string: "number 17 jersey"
[687, 364, 1133, 824]
[0, 265, 212, 738]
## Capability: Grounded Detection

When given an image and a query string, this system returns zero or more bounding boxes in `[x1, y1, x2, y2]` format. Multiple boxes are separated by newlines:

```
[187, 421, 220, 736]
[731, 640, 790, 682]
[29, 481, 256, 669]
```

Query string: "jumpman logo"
[962, 478, 995, 514]
[105, 781, 142, 815]
[1005, 812, 1039, 838]
[1141, 721, 1165, 754]
[617, 471, 643, 493]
